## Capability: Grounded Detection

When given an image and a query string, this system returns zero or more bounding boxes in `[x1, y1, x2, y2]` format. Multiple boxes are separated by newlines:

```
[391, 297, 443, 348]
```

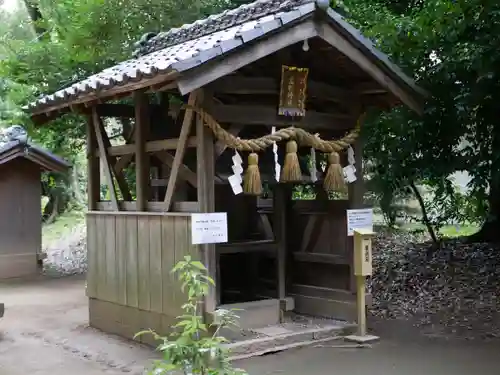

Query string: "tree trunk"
[468, 182, 500, 243]
[469, 122, 500, 244]
[43, 193, 60, 225]
[23, 0, 46, 37]
[410, 181, 439, 245]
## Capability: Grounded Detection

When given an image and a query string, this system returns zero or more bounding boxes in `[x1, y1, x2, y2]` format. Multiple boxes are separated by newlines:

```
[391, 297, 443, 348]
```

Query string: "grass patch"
[399, 222, 479, 238]
[439, 224, 479, 238]
[42, 210, 86, 247]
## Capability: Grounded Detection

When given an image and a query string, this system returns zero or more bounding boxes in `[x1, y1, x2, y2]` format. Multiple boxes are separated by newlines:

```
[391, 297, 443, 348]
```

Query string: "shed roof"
[0, 140, 71, 173]
[27, 0, 426, 117]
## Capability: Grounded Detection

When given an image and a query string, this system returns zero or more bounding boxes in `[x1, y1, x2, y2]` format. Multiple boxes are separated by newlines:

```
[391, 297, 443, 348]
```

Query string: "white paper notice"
[191, 213, 228, 245]
[346, 209, 373, 236]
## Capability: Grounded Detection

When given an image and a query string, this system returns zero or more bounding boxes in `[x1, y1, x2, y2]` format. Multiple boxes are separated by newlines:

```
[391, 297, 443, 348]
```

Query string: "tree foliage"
[342, 0, 500, 241]
[0, 0, 236, 217]
[2, 0, 500, 240]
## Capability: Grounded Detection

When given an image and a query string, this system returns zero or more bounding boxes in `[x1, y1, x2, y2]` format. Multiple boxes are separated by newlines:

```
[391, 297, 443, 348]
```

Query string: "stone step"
[225, 323, 356, 360]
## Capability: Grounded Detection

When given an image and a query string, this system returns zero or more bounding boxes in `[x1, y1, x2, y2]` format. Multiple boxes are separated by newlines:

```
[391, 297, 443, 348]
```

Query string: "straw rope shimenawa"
[184, 105, 365, 194]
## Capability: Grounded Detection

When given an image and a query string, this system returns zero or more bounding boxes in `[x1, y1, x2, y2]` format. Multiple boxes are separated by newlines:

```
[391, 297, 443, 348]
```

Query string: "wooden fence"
[86, 212, 199, 342]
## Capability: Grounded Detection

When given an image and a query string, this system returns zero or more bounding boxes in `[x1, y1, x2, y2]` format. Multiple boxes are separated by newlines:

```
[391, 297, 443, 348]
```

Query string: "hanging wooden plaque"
[278, 65, 309, 117]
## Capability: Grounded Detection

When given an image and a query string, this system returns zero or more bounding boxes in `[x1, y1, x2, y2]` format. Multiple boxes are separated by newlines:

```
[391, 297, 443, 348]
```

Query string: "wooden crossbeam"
[92, 111, 133, 202]
[153, 151, 197, 188]
[258, 213, 275, 241]
[114, 154, 133, 173]
[163, 91, 199, 209]
[300, 215, 324, 253]
[106, 137, 197, 157]
[97, 103, 354, 131]
[208, 76, 358, 102]
[211, 104, 354, 130]
[92, 108, 119, 211]
[98, 123, 133, 201]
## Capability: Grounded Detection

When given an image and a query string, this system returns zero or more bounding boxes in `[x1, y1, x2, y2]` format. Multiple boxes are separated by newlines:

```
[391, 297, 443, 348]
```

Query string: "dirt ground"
[1, 276, 499, 375]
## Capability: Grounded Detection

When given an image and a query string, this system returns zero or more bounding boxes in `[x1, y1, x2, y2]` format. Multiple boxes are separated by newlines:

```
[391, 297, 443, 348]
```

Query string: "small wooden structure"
[0, 130, 70, 279]
[27, 0, 424, 343]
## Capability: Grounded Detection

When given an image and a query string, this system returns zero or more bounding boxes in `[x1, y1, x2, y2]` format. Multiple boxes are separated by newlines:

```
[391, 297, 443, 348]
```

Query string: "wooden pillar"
[274, 184, 288, 304]
[348, 137, 364, 292]
[134, 91, 150, 211]
[196, 90, 217, 312]
[86, 114, 100, 210]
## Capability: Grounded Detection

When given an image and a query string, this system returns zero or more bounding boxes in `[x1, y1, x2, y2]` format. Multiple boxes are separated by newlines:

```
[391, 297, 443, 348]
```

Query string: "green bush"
[136, 256, 247, 375]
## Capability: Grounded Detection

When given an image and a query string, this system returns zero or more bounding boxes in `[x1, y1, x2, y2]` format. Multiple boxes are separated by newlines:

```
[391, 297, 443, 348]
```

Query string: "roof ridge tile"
[132, 0, 313, 57]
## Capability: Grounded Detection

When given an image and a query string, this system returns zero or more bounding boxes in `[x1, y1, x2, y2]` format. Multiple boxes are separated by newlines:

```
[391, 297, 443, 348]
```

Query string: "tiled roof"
[26, 0, 424, 116]
[27, 0, 316, 114]
[133, 0, 314, 57]
[0, 139, 71, 172]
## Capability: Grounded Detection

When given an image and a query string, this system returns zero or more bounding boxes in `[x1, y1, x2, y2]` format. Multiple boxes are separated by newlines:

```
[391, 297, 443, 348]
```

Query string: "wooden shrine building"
[0, 126, 70, 279]
[27, 0, 424, 341]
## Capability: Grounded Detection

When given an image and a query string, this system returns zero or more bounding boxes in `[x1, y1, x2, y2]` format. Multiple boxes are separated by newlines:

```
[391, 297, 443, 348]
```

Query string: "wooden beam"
[197, 91, 217, 312]
[134, 91, 150, 211]
[273, 185, 288, 305]
[153, 152, 224, 187]
[96, 201, 199, 213]
[86, 115, 100, 210]
[316, 22, 422, 114]
[92, 108, 119, 211]
[176, 20, 317, 95]
[95, 103, 154, 118]
[163, 91, 199, 209]
[208, 76, 356, 103]
[30, 72, 179, 117]
[211, 104, 354, 130]
[214, 124, 243, 157]
[107, 137, 197, 157]
[216, 241, 277, 255]
[258, 213, 275, 241]
[114, 154, 133, 173]
[153, 151, 197, 188]
[293, 252, 349, 265]
[91, 115, 133, 201]
[299, 215, 324, 253]
[355, 82, 387, 95]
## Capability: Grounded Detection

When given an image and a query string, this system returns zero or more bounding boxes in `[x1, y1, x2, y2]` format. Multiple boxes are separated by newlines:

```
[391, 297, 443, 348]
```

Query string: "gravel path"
[43, 223, 87, 277]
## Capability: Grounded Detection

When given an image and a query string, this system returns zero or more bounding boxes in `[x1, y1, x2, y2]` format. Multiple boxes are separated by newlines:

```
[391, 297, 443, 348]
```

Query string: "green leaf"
[190, 260, 207, 270]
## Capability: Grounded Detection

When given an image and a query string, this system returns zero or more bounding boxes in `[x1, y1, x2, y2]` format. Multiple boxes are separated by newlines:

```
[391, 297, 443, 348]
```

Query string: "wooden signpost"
[345, 225, 379, 344]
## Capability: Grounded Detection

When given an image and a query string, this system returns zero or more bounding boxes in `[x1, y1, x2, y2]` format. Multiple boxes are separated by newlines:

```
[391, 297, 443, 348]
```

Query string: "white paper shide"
[346, 208, 373, 236]
[191, 213, 228, 245]
[228, 150, 243, 195]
